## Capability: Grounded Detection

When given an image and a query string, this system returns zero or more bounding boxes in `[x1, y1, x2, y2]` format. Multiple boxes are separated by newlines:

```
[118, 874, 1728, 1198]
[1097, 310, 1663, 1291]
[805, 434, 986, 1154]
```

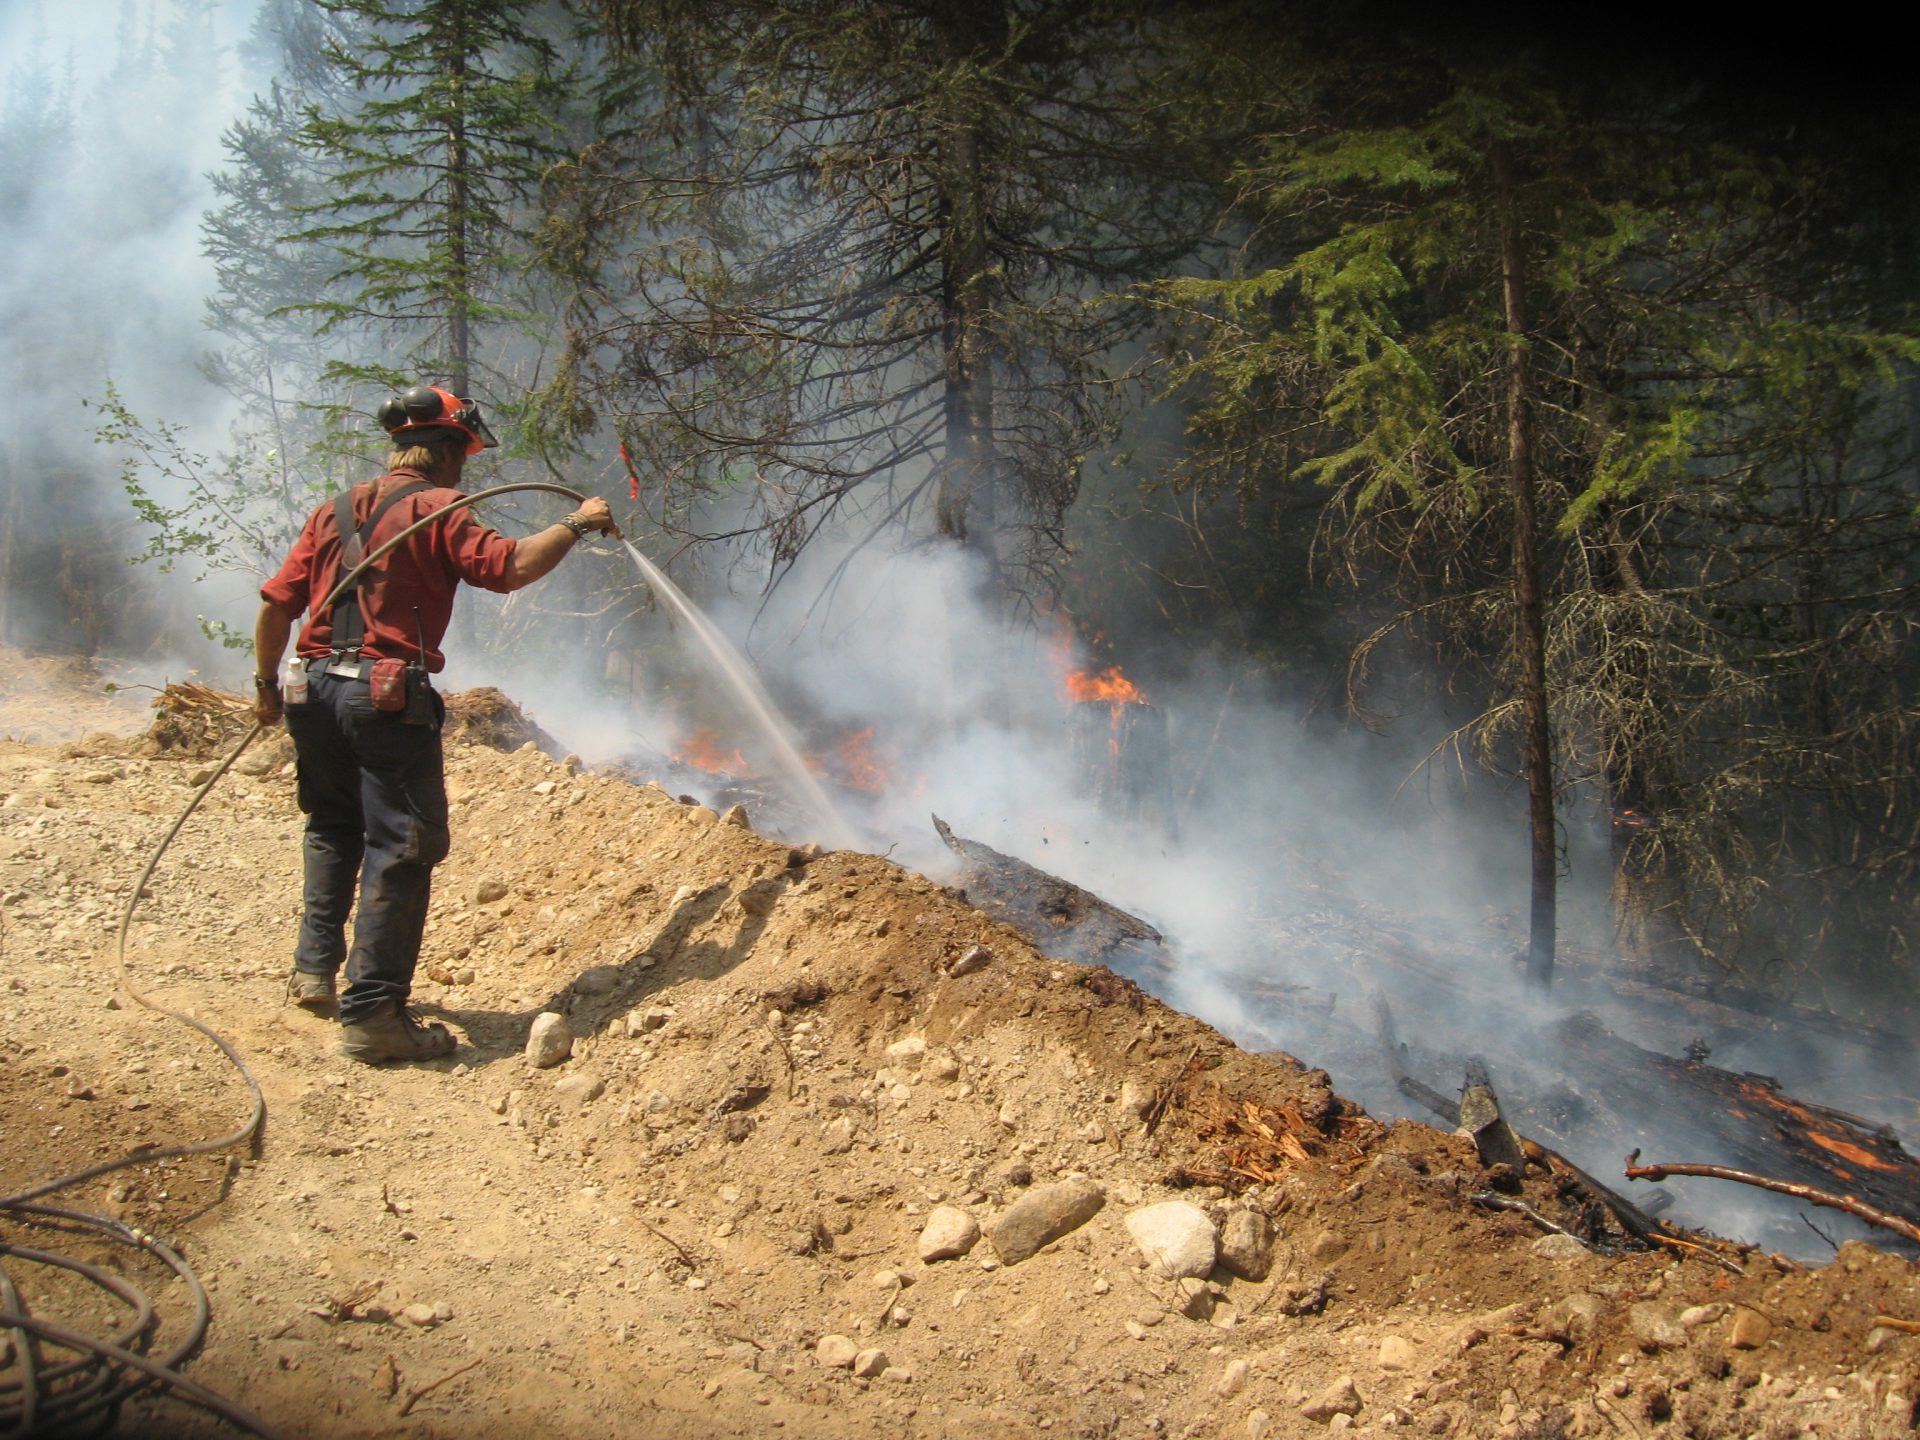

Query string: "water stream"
[618, 540, 858, 849]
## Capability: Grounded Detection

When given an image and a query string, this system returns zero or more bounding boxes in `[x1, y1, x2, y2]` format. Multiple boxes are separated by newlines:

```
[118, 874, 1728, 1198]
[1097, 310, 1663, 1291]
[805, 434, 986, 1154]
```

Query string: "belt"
[307, 653, 373, 680]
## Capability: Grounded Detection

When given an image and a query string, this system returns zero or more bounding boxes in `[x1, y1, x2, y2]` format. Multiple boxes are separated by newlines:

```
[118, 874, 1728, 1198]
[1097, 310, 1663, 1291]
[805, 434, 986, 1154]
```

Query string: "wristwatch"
[560, 514, 593, 540]
[253, 674, 279, 690]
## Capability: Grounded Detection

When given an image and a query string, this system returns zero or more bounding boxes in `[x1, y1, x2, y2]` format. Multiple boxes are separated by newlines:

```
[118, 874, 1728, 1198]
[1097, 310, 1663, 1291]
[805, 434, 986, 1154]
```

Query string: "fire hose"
[1, 482, 595, 1439]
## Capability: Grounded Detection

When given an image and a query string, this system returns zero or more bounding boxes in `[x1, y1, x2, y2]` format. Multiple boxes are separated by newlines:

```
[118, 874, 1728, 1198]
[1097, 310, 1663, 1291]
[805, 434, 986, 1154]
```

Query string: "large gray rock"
[1125, 1201, 1218, 1280]
[525, 1012, 572, 1068]
[989, 1179, 1106, 1264]
[1219, 1208, 1274, 1280]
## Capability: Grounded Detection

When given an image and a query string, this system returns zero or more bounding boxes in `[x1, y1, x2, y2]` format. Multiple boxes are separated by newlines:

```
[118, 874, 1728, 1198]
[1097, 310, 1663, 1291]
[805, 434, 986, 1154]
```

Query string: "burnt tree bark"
[1494, 139, 1559, 989]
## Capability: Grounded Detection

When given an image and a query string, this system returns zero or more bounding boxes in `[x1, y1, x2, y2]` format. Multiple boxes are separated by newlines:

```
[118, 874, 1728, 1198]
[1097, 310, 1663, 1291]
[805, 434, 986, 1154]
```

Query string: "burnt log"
[930, 815, 1162, 966]
[1547, 1012, 1920, 1235]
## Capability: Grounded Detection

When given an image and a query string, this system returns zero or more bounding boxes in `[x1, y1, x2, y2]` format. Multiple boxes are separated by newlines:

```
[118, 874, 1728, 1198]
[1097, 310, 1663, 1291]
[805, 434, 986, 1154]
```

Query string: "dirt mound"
[3, 668, 1918, 1438]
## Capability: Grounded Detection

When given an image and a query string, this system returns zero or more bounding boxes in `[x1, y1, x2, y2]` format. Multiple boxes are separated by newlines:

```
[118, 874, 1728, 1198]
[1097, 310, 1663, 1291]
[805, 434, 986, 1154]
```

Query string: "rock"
[721, 804, 751, 828]
[950, 944, 992, 976]
[880, 1366, 913, 1384]
[821, 1117, 856, 1155]
[400, 1303, 443, 1328]
[1680, 1303, 1727, 1329]
[1377, 1335, 1416, 1371]
[1218, 1359, 1250, 1396]
[573, 965, 623, 996]
[989, 1179, 1106, 1265]
[1544, 1293, 1603, 1337]
[1219, 1209, 1274, 1280]
[637, 1009, 671, 1032]
[851, 1348, 888, 1379]
[1125, 1202, 1219, 1280]
[1729, 1307, 1772, 1350]
[1308, 1228, 1348, 1263]
[1629, 1302, 1685, 1352]
[917, 1206, 981, 1262]
[553, 1073, 605, 1108]
[1246, 1410, 1273, 1440]
[924, 1053, 961, 1084]
[1118, 1078, 1155, 1119]
[525, 1012, 572, 1069]
[1301, 1375, 1363, 1423]
[474, 879, 509, 904]
[815, 1334, 858, 1369]
[886, 1036, 927, 1065]
[1174, 1277, 1214, 1321]
[1529, 1233, 1589, 1260]
[532, 780, 557, 796]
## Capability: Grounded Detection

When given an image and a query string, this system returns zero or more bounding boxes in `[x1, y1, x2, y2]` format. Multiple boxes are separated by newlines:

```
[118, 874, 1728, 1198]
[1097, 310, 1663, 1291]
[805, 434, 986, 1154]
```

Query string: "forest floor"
[3, 646, 1919, 1440]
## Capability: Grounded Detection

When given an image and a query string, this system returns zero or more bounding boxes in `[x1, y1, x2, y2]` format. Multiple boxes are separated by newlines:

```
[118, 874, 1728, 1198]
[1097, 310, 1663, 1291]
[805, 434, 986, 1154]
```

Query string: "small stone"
[851, 1348, 888, 1378]
[1119, 1078, 1155, 1119]
[1866, 1327, 1898, 1354]
[1308, 1229, 1348, 1263]
[950, 944, 992, 976]
[400, 1303, 442, 1328]
[1124, 1320, 1148, 1341]
[1545, 1293, 1602, 1336]
[1679, 1303, 1727, 1329]
[1218, 1358, 1250, 1396]
[886, 1036, 927, 1065]
[532, 780, 557, 796]
[553, 1073, 605, 1108]
[1173, 1277, 1213, 1321]
[721, 804, 751, 829]
[637, 1009, 671, 1033]
[1729, 1308, 1772, 1350]
[1529, 1233, 1590, 1260]
[474, 879, 509, 904]
[1246, 1409, 1273, 1440]
[917, 1206, 981, 1262]
[1301, 1375, 1363, 1423]
[880, 1366, 913, 1384]
[1628, 1303, 1685, 1352]
[925, 1054, 961, 1084]
[1377, 1335, 1416, 1371]
[573, 965, 623, 996]
[815, 1334, 858, 1369]
[525, 1012, 572, 1069]
[1126, 1201, 1219, 1280]
[821, 1117, 855, 1155]
[989, 1179, 1106, 1265]
[1219, 1209, 1274, 1281]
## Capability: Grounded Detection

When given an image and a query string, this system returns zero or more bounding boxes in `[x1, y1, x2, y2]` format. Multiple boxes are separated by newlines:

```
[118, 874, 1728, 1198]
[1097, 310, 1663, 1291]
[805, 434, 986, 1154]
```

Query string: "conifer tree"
[552, 0, 1220, 605]
[286, 0, 573, 399]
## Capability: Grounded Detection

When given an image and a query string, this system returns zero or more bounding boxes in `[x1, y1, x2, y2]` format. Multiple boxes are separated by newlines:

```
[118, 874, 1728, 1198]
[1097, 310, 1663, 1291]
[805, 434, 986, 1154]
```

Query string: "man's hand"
[571, 496, 620, 538]
[254, 682, 284, 728]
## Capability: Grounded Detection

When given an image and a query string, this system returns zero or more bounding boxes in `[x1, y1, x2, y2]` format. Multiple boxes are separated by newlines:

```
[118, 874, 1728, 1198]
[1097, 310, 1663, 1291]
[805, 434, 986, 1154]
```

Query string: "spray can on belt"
[281, 653, 309, 705]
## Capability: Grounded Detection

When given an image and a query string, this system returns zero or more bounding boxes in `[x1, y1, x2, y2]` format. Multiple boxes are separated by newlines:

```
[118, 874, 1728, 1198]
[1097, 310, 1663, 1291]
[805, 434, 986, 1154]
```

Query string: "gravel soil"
[3, 651, 1918, 1440]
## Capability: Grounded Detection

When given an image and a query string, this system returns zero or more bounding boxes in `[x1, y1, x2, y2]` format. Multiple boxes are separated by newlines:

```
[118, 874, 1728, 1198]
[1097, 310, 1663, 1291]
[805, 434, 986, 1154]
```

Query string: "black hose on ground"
[0, 481, 590, 1439]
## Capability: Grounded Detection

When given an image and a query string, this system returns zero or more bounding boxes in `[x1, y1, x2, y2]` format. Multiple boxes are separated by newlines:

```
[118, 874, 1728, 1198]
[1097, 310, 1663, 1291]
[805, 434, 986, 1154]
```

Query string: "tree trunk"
[444, 11, 471, 396]
[930, 4, 1006, 594]
[1493, 141, 1558, 988]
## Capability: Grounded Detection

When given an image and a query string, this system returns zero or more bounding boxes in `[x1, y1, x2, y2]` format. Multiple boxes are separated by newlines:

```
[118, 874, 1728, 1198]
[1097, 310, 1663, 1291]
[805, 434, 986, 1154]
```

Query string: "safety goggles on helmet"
[375, 383, 500, 457]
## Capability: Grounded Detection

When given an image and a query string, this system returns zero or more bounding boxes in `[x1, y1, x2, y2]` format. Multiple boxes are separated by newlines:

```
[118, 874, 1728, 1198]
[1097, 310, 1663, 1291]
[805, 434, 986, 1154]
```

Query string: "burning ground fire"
[669, 722, 921, 797]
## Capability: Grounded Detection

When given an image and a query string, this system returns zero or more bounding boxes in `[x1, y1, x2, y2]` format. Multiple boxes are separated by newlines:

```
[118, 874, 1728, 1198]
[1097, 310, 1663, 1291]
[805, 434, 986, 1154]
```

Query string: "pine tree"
[550, 0, 1221, 604]
[286, 0, 574, 400]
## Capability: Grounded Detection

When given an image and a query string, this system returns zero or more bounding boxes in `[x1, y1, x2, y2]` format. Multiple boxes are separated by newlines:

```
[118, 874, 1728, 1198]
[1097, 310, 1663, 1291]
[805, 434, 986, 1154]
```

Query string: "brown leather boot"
[339, 999, 455, 1065]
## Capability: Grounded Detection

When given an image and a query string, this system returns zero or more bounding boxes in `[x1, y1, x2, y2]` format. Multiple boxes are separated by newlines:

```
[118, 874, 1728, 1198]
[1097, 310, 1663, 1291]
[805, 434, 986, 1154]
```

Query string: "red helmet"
[375, 384, 499, 457]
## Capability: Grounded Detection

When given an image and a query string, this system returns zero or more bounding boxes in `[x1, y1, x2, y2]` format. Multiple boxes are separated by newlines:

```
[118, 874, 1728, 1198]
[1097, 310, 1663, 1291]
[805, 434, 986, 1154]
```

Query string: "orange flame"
[1066, 665, 1146, 707]
[671, 726, 747, 775]
[837, 727, 889, 793]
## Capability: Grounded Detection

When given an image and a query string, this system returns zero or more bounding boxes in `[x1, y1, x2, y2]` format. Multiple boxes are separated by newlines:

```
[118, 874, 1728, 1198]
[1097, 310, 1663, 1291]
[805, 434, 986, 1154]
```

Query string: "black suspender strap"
[326, 479, 435, 656]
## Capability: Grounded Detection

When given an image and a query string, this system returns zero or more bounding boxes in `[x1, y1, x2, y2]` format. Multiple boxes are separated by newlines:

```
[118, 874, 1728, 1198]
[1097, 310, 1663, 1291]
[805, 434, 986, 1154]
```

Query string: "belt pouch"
[369, 657, 409, 711]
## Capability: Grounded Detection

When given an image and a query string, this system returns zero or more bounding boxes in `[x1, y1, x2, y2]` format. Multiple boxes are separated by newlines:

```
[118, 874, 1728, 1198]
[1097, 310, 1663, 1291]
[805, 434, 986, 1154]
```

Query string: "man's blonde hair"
[386, 435, 466, 480]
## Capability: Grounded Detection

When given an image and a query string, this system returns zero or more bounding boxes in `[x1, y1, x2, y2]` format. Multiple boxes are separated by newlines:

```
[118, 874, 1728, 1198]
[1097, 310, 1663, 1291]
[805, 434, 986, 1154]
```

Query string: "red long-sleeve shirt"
[260, 470, 519, 673]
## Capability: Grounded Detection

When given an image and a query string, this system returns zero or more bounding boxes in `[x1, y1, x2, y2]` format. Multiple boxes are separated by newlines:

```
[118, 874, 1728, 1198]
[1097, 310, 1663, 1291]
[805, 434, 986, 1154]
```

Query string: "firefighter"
[251, 385, 616, 1064]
